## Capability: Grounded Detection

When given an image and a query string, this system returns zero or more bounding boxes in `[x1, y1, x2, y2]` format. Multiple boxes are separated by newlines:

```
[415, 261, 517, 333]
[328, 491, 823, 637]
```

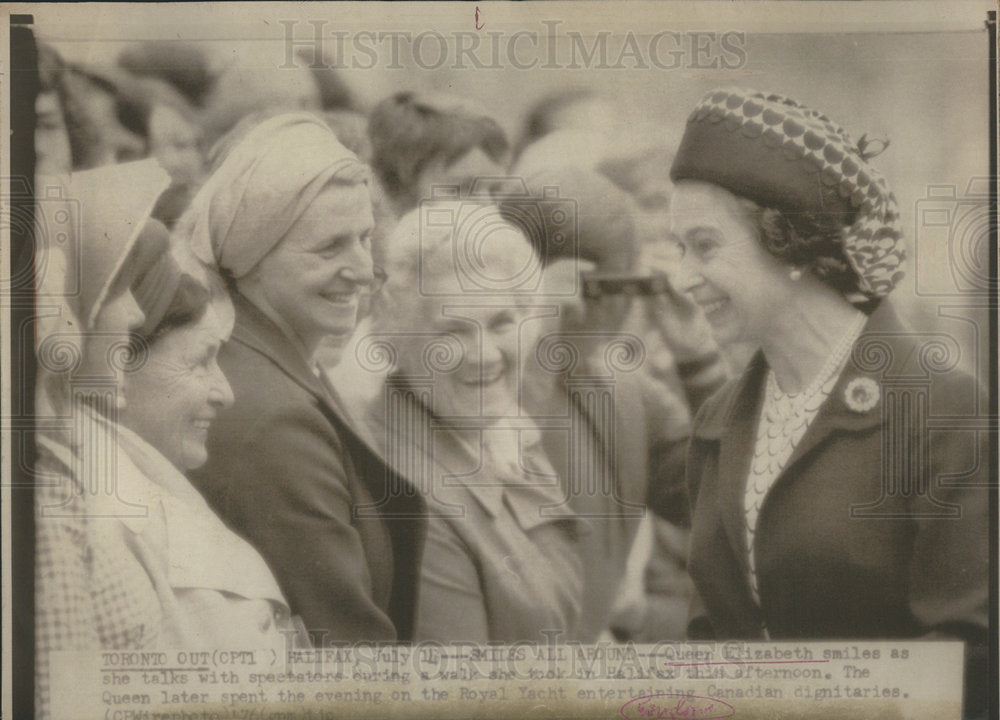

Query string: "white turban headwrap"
[177, 112, 368, 278]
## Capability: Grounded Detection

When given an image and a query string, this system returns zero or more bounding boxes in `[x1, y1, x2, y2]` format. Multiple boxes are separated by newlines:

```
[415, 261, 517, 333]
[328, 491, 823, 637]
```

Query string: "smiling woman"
[238, 181, 375, 361]
[365, 203, 584, 643]
[374, 204, 540, 421]
[105, 253, 304, 650]
[123, 271, 233, 472]
[181, 112, 426, 645]
[668, 181, 797, 348]
[667, 87, 988, 715]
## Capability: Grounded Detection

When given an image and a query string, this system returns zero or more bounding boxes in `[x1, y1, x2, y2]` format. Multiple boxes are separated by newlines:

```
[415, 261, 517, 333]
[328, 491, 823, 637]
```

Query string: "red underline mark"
[666, 660, 831, 667]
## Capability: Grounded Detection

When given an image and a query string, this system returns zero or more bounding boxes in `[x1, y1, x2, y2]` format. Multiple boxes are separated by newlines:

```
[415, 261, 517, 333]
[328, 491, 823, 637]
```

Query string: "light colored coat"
[368, 386, 585, 643]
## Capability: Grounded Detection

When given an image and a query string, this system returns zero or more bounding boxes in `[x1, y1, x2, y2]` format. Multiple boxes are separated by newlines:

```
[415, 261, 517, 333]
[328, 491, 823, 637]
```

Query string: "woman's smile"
[457, 362, 506, 387]
[321, 289, 359, 306]
[191, 416, 214, 432]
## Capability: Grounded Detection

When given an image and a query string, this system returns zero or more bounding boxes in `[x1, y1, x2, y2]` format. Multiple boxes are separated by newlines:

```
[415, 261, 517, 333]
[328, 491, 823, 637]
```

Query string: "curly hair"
[738, 199, 874, 308]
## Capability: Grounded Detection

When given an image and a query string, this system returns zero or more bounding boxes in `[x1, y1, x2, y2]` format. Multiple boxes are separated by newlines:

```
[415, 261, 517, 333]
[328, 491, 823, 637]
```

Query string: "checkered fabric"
[34, 436, 161, 720]
[671, 87, 905, 300]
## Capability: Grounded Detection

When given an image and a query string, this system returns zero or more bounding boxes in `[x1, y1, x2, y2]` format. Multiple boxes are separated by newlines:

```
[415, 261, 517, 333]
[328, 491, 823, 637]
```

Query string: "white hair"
[373, 201, 540, 333]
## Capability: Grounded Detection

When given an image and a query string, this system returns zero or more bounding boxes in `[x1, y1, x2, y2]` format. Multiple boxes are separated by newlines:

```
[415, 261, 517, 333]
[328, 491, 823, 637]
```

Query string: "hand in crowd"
[643, 276, 718, 365]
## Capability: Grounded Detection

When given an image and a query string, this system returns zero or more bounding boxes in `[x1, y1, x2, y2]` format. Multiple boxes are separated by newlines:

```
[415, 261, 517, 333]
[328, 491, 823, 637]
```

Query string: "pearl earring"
[789, 268, 802, 282]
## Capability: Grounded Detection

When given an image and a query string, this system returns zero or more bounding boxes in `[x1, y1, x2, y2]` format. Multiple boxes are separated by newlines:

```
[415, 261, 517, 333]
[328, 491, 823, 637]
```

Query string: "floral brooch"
[844, 377, 880, 413]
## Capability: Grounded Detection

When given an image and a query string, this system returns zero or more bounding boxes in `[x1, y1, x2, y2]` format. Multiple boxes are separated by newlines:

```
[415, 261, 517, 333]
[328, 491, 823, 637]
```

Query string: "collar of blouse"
[694, 299, 906, 444]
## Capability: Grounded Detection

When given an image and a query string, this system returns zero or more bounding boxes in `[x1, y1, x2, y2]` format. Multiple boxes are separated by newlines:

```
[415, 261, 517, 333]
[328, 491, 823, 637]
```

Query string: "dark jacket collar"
[231, 291, 326, 398]
[229, 291, 377, 449]
[691, 300, 908, 597]
[694, 299, 906, 442]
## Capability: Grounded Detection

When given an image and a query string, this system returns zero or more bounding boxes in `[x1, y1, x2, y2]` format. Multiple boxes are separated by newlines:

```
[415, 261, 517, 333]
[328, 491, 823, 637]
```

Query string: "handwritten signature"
[620, 694, 735, 720]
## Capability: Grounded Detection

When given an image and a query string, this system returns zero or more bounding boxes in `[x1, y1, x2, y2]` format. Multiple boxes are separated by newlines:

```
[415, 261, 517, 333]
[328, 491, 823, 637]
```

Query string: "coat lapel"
[229, 292, 383, 454]
[691, 354, 764, 590]
[690, 299, 893, 597]
[769, 302, 900, 480]
[689, 302, 902, 632]
[366, 380, 494, 517]
[230, 293, 327, 398]
[713, 356, 768, 586]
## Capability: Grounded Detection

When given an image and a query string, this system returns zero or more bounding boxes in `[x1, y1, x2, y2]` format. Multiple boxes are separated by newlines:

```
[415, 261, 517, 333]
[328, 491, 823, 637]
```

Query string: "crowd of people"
[32, 38, 989, 719]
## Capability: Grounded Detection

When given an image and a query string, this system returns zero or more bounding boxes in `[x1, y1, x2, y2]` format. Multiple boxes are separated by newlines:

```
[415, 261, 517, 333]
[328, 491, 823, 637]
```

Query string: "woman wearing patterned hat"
[665, 88, 987, 715]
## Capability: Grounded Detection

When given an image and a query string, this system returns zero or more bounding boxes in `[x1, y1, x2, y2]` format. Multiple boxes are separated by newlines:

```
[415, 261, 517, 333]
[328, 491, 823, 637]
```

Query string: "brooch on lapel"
[844, 377, 880, 413]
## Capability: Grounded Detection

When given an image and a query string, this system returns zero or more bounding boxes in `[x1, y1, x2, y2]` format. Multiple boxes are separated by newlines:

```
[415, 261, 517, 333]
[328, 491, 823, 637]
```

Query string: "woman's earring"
[789, 268, 802, 282]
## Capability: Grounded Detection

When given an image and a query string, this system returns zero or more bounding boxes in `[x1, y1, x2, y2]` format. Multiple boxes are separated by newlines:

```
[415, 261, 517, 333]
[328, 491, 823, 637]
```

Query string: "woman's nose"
[209, 365, 235, 409]
[335, 240, 375, 287]
[668, 255, 702, 295]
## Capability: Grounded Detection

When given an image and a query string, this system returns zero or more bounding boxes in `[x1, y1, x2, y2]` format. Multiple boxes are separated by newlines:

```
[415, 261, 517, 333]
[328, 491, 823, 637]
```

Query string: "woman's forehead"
[282, 181, 374, 248]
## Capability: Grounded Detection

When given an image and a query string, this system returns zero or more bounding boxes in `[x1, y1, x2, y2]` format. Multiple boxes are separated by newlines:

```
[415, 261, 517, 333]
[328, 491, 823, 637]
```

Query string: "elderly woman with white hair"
[364, 203, 585, 643]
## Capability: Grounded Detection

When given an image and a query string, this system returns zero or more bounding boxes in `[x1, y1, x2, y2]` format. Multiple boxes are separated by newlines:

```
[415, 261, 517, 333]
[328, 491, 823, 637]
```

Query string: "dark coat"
[190, 294, 425, 644]
[520, 356, 652, 641]
[685, 301, 989, 713]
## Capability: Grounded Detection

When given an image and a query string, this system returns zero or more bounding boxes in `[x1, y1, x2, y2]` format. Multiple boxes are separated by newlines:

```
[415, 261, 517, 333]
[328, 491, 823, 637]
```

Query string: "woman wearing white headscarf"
[181, 113, 425, 645]
[35, 158, 307, 720]
[35, 161, 169, 719]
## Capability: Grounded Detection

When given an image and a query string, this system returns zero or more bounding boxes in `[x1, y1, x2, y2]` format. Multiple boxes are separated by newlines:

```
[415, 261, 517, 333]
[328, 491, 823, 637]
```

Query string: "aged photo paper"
[2, 2, 997, 719]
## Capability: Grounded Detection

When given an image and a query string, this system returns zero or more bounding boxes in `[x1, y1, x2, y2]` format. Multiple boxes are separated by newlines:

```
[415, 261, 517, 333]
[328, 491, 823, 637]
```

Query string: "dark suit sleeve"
[230, 404, 397, 644]
[685, 588, 715, 640]
[682, 460, 716, 641]
[681, 399, 718, 640]
[636, 518, 694, 641]
[646, 356, 728, 525]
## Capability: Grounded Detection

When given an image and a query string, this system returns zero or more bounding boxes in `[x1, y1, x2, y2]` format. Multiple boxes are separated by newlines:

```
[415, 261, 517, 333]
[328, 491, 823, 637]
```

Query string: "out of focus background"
[27, 1, 994, 380]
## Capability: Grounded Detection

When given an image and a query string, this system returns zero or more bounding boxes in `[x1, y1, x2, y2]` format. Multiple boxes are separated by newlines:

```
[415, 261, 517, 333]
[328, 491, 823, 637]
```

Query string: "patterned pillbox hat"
[670, 87, 905, 299]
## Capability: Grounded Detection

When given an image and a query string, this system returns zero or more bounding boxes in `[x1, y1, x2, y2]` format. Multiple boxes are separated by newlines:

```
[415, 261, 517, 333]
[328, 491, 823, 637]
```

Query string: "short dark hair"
[324, 109, 372, 162]
[117, 41, 215, 108]
[367, 91, 508, 204]
[132, 273, 210, 353]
